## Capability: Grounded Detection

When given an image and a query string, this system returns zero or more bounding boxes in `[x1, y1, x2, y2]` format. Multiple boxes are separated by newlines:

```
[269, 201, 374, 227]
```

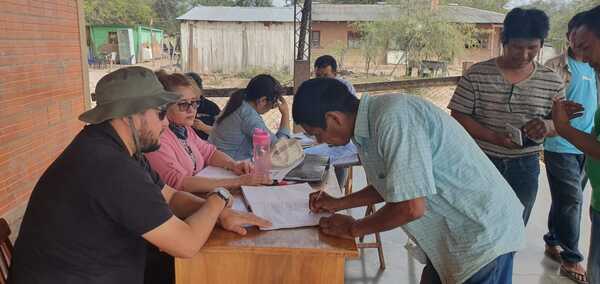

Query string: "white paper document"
[232, 196, 250, 213]
[241, 183, 329, 230]
[195, 166, 238, 178]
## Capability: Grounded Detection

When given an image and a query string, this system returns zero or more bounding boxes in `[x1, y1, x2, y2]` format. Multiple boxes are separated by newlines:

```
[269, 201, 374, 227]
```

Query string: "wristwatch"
[208, 187, 232, 205]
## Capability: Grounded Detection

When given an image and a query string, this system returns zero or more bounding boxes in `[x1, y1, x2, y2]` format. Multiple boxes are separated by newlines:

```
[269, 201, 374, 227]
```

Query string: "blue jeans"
[543, 151, 586, 263]
[421, 252, 515, 284]
[488, 154, 540, 225]
[589, 208, 600, 284]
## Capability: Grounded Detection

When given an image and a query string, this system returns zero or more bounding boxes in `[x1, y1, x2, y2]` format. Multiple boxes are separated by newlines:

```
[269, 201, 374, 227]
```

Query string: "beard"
[138, 117, 161, 153]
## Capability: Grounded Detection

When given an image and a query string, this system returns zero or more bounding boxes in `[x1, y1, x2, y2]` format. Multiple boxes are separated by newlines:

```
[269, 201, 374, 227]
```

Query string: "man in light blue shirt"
[543, 12, 599, 281]
[293, 78, 525, 283]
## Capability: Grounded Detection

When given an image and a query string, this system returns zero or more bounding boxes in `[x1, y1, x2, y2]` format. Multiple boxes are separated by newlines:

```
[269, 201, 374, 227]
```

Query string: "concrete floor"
[343, 164, 593, 284]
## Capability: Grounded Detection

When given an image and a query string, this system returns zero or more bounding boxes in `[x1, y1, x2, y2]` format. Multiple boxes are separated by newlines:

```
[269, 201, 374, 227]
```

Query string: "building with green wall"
[87, 24, 164, 64]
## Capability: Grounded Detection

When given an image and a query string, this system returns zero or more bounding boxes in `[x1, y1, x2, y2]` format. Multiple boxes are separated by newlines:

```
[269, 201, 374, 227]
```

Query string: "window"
[466, 32, 490, 49]
[477, 33, 489, 49]
[347, 31, 361, 49]
[311, 31, 321, 48]
[108, 32, 118, 44]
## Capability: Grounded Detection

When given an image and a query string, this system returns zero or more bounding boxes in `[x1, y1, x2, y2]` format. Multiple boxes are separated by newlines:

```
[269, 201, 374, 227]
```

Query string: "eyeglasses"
[175, 100, 200, 112]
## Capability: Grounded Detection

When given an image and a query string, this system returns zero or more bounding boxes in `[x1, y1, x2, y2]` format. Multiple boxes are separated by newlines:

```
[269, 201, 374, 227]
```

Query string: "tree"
[84, 0, 156, 26]
[526, 0, 599, 50]
[152, 0, 188, 34]
[355, 9, 477, 77]
[354, 22, 387, 76]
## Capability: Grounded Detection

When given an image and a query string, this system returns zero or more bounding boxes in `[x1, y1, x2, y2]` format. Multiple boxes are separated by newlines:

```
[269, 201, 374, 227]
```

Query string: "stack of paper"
[241, 183, 329, 230]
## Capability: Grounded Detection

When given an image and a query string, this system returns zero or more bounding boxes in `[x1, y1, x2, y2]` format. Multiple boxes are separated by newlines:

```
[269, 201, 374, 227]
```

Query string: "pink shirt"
[145, 126, 216, 190]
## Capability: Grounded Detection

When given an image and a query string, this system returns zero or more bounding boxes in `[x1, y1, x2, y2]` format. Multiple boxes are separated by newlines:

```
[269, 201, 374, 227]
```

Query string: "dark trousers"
[543, 150, 586, 263]
[421, 252, 515, 284]
[488, 154, 540, 225]
[144, 243, 174, 284]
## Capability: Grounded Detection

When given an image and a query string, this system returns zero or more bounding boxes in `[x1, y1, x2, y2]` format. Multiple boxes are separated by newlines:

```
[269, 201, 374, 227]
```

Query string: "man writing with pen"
[292, 78, 583, 284]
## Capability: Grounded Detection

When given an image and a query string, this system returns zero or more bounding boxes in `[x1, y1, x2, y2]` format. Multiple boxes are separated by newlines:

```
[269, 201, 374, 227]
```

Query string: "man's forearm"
[560, 125, 600, 159]
[183, 196, 226, 249]
[169, 190, 206, 218]
[336, 185, 384, 210]
[451, 111, 500, 144]
[350, 198, 425, 237]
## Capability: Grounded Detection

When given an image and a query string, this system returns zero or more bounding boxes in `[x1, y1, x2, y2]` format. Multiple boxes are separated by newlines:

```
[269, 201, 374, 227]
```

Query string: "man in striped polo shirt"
[448, 8, 564, 226]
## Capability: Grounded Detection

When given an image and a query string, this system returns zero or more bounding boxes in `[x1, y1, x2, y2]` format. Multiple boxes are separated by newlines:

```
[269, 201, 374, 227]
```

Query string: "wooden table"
[175, 170, 359, 284]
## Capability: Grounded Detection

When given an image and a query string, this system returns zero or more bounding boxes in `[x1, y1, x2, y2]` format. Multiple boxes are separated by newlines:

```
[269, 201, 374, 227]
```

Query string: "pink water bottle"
[252, 128, 271, 176]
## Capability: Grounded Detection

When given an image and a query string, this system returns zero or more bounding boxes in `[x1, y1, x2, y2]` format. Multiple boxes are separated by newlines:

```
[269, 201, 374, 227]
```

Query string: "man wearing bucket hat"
[8, 66, 271, 284]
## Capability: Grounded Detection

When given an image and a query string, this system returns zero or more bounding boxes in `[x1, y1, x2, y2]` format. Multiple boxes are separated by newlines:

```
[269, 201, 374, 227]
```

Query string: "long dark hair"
[217, 74, 283, 124]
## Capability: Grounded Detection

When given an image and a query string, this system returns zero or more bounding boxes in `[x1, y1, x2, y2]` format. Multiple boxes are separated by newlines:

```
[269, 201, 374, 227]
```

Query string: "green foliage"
[354, 9, 477, 75]
[84, 0, 156, 26]
[330, 41, 350, 70]
[85, 0, 273, 34]
[152, 0, 188, 34]
[526, 0, 599, 50]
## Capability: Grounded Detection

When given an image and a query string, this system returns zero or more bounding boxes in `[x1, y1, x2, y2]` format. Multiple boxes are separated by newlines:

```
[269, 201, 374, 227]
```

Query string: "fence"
[203, 76, 460, 131]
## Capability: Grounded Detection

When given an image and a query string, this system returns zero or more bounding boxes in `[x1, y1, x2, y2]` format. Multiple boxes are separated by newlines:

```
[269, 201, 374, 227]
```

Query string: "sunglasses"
[175, 100, 200, 112]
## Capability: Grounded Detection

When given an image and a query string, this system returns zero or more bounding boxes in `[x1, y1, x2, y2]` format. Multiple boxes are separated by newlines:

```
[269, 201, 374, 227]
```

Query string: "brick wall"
[0, 0, 87, 238]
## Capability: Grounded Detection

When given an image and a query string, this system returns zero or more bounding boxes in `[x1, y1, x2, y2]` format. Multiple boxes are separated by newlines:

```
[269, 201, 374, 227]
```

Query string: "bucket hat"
[79, 66, 180, 124]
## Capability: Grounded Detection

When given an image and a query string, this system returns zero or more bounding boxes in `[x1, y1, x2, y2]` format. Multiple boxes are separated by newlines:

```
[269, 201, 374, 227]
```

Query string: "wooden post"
[293, 60, 310, 133]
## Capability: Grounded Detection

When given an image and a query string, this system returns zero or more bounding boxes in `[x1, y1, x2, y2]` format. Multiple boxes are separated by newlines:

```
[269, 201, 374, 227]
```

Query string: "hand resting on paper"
[218, 208, 272, 235]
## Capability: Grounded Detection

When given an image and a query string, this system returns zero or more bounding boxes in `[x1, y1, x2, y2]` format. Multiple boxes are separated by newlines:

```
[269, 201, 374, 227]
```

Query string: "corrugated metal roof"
[177, 4, 505, 24]
[440, 5, 505, 24]
[313, 4, 403, 22]
[177, 6, 293, 22]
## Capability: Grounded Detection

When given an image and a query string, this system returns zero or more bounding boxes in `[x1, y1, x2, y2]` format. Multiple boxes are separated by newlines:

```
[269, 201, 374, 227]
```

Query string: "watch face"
[217, 188, 231, 200]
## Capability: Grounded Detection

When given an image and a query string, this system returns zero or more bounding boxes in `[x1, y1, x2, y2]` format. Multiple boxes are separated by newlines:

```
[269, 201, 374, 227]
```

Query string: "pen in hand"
[309, 190, 324, 213]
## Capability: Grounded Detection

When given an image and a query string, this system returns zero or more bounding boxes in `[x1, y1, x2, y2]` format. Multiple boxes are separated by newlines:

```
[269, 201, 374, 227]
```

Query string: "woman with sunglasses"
[209, 74, 291, 161]
[145, 71, 272, 193]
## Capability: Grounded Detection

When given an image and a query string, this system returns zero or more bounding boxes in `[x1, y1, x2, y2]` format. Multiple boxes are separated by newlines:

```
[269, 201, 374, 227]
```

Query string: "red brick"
[0, 0, 84, 224]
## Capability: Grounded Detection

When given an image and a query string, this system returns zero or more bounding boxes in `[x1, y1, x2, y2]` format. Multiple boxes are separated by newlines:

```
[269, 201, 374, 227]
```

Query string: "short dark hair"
[314, 55, 338, 73]
[185, 72, 203, 89]
[502, 8, 549, 45]
[580, 5, 600, 38]
[292, 78, 359, 129]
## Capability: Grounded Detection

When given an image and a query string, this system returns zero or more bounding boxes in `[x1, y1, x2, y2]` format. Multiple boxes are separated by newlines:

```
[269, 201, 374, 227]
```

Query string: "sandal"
[560, 265, 588, 284]
[544, 245, 562, 263]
